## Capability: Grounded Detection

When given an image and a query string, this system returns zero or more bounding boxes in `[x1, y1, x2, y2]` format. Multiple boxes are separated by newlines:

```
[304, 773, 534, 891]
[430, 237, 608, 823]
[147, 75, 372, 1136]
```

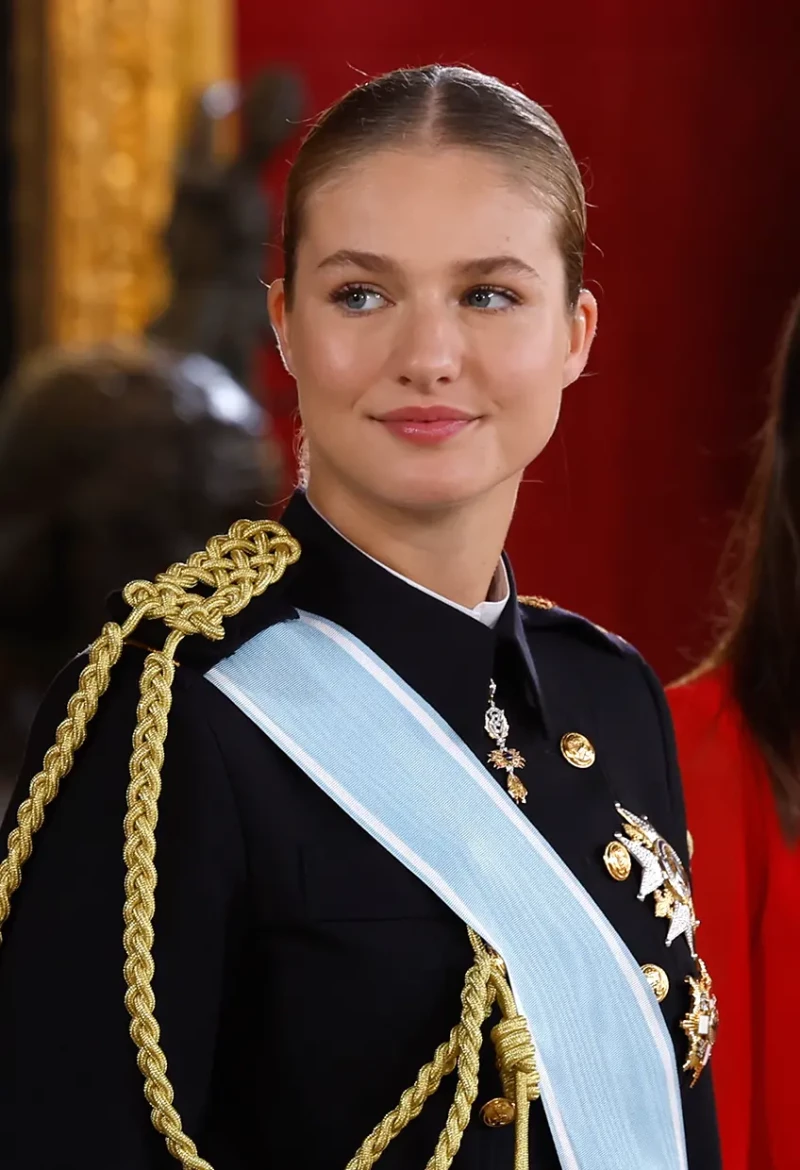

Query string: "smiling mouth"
[373, 407, 480, 446]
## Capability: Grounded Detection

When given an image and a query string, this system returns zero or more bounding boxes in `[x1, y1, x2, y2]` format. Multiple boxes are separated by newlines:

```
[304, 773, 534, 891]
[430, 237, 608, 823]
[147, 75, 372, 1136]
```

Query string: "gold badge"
[681, 958, 719, 1086]
[560, 732, 596, 769]
[614, 805, 698, 956]
[603, 840, 632, 882]
[641, 964, 670, 1003]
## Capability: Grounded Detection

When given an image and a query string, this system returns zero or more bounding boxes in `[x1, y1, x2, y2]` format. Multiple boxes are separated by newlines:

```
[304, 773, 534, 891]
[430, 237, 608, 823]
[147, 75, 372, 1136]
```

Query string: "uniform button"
[686, 829, 695, 861]
[481, 1097, 516, 1127]
[603, 840, 632, 882]
[642, 963, 670, 1003]
[560, 732, 595, 768]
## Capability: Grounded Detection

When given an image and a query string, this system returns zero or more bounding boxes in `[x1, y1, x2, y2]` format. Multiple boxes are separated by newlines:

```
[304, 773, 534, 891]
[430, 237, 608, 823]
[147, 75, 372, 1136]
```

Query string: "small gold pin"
[561, 732, 595, 769]
[686, 829, 694, 861]
[603, 840, 632, 882]
[641, 963, 670, 1003]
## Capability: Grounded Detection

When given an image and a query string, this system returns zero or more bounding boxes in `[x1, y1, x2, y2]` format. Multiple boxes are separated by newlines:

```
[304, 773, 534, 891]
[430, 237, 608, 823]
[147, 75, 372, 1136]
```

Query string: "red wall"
[237, 1, 800, 680]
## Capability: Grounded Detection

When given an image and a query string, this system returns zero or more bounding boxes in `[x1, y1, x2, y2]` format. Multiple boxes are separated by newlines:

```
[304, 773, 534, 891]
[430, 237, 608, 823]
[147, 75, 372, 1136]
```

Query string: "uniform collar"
[279, 492, 548, 747]
[304, 494, 510, 630]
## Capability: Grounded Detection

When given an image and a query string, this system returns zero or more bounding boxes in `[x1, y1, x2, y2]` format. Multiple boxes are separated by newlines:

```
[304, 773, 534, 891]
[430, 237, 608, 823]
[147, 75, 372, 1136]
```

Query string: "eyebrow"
[316, 249, 540, 281]
[316, 250, 399, 274]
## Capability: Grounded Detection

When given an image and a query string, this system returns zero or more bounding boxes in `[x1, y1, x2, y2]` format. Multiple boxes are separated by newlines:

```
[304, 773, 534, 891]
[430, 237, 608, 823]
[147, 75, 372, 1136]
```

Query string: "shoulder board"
[518, 596, 633, 657]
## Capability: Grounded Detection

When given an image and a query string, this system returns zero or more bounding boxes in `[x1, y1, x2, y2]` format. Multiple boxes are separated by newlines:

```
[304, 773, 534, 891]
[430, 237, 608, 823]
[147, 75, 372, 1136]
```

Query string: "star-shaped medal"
[614, 805, 698, 957]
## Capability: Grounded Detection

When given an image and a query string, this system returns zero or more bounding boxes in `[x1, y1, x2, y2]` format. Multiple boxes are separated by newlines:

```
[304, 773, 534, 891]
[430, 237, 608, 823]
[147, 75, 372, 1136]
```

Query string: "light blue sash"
[206, 611, 688, 1170]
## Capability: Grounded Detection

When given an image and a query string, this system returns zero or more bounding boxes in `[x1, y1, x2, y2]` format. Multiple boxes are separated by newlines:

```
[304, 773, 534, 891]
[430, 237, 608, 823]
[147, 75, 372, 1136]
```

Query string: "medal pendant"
[681, 958, 719, 1087]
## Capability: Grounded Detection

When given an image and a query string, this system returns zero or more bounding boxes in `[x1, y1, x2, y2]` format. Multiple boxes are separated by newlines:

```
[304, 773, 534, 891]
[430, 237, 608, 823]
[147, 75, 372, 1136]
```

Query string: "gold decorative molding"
[12, 0, 51, 357]
[41, 0, 233, 347]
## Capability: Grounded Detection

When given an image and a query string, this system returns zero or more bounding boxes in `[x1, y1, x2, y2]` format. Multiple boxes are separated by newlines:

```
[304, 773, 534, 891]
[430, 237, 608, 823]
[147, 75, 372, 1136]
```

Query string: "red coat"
[668, 667, 800, 1170]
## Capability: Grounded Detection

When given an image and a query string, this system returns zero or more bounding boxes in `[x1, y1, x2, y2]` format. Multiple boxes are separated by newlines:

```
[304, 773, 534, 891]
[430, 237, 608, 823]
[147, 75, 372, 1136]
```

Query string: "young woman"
[669, 293, 800, 1170]
[0, 66, 719, 1170]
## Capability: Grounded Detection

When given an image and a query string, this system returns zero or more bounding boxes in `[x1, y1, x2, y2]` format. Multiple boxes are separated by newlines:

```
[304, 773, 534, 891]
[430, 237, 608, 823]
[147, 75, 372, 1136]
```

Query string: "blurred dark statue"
[0, 342, 281, 805]
[147, 68, 305, 392]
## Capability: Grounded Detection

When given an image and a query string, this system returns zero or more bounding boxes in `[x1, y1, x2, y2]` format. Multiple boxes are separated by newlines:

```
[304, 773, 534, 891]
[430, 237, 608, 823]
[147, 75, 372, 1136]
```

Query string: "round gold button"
[481, 1097, 516, 1127]
[603, 840, 632, 882]
[686, 829, 695, 861]
[642, 963, 670, 1003]
[560, 732, 595, 769]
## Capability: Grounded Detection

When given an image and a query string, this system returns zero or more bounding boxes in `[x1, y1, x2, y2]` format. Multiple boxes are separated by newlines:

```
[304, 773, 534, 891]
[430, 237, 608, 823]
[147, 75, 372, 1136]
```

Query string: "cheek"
[482, 313, 569, 415]
[291, 310, 386, 409]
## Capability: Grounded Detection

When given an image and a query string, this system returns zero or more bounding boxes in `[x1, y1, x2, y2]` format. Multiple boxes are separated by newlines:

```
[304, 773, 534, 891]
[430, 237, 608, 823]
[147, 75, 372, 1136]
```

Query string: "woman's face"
[269, 146, 597, 515]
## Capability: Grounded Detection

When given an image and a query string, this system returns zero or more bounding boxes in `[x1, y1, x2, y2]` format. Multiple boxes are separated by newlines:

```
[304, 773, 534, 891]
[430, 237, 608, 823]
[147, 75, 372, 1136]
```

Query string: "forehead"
[299, 147, 559, 268]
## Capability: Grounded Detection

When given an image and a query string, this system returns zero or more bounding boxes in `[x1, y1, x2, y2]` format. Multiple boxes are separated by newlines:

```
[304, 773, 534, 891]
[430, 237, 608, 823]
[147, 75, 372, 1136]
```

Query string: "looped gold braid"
[0, 516, 540, 1170]
[491, 1015, 540, 1105]
[0, 519, 300, 1169]
[122, 519, 299, 642]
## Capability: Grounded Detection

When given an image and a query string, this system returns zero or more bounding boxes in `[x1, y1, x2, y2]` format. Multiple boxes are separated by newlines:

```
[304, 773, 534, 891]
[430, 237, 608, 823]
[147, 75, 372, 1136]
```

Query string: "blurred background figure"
[668, 293, 800, 1170]
[0, 11, 301, 810]
[147, 68, 304, 392]
[0, 341, 279, 809]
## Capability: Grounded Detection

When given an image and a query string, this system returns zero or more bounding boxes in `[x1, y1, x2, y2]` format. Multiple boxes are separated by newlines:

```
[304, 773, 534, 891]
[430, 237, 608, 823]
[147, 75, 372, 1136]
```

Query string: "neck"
[305, 477, 519, 609]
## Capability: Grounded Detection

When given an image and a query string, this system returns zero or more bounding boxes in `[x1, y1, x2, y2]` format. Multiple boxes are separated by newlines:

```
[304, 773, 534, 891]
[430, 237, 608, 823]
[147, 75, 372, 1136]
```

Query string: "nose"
[392, 303, 464, 391]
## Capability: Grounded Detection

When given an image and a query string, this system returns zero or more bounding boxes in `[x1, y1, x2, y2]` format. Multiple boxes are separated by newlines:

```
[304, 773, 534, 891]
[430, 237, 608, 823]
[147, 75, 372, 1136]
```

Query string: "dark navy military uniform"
[0, 492, 720, 1168]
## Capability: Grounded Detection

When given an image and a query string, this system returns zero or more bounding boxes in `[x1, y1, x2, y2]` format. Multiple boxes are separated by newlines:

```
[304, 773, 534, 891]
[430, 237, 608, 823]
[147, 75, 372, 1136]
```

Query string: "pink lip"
[374, 405, 479, 446]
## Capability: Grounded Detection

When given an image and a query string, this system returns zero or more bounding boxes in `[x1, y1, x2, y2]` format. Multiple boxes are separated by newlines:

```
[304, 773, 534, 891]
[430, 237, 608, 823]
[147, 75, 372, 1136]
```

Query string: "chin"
[364, 464, 498, 514]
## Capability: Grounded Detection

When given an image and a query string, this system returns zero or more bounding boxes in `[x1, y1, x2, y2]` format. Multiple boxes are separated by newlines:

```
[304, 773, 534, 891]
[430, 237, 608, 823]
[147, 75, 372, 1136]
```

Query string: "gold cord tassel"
[0, 519, 540, 1169]
[348, 929, 539, 1170]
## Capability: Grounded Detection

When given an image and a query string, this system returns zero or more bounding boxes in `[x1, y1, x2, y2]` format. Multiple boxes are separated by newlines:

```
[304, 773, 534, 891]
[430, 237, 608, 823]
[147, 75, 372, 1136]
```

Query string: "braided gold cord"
[346, 1026, 461, 1170]
[0, 521, 300, 1169]
[428, 949, 495, 1170]
[0, 515, 542, 1170]
[122, 632, 212, 1168]
[349, 932, 540, 1170]
[0, 618, 131, 939]
[346, 950, 498, 1170]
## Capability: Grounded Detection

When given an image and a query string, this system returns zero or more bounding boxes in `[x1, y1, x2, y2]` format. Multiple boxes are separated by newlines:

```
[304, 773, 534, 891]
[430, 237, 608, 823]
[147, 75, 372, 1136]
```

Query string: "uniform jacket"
[0, 492, 720, 1169]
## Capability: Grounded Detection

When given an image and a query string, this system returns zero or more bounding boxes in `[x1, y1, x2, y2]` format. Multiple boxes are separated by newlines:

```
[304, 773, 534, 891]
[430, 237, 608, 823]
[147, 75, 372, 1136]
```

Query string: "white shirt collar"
[307, 498, 510, 630]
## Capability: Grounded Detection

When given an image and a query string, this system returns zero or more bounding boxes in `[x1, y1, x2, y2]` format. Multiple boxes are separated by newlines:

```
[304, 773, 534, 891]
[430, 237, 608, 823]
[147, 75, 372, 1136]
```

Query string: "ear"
[562, 288, 598, 388]
[267, 278, 295, 376]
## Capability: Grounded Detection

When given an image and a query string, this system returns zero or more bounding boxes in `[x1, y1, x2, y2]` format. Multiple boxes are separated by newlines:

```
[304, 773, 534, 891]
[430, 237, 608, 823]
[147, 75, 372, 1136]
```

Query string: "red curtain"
[236, 1, 800, 681]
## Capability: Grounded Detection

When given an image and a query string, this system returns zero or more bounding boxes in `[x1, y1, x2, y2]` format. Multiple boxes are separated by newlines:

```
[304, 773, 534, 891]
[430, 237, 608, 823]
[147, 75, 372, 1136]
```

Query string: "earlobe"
[267, 278, 294, 376]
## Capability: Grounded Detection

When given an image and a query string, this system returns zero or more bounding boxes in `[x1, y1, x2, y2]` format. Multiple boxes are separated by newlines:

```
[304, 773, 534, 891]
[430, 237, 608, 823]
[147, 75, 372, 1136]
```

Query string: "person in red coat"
[669, 292, 800, 1170]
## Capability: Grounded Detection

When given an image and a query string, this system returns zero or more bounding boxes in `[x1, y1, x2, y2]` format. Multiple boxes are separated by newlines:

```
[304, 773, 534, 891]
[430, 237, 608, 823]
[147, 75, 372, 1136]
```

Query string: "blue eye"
[464, 286, 520, 310]
[331, 285, 387, 313]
